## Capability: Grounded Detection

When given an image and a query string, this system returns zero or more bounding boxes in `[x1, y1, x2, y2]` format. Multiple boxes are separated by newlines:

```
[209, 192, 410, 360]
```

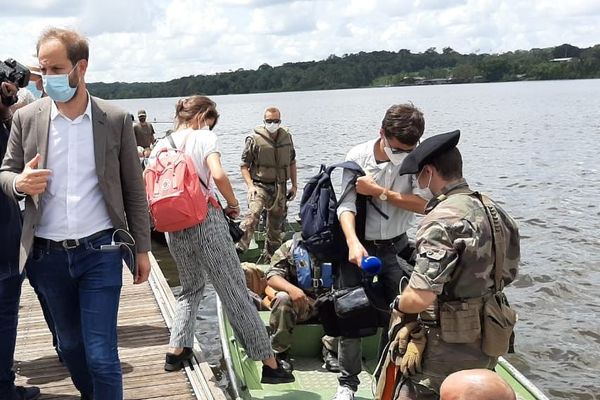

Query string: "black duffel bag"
[315, 283, 389, 338]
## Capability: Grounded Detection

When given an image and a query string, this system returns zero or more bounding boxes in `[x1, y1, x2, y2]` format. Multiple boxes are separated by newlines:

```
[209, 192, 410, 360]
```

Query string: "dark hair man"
[387, 130, 520, 399]
[333, 104, 428, 400]
[0, 82, 41, 400]
[0, 28, 151, 400]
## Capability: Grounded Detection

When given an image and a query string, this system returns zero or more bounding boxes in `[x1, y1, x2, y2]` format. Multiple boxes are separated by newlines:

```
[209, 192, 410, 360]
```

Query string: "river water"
[112, 80, 600, 399]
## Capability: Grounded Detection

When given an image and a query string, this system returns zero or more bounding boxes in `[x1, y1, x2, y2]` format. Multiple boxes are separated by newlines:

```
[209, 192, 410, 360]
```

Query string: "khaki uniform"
[133, 122, 155, 148]
[266, 239, 335, 353]
[239, 126, 296, 255]
[402, 180, 520, 396]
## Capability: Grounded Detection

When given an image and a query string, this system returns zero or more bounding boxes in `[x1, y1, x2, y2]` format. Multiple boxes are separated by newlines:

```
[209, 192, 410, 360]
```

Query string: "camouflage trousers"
[401, 326, 497, 397]
[239, 182, 288, 256]
[269, 291, 318, 353]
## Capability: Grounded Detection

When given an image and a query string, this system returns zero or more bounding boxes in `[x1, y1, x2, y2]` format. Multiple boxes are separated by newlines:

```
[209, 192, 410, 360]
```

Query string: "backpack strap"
[473, 192, 506, 292]
[168, 132, 215, 202]
[328, 161, 389, 220]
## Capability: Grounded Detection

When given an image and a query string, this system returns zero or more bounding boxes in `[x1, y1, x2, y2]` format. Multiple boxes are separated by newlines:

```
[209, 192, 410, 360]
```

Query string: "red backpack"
[144, 134, 209, 232]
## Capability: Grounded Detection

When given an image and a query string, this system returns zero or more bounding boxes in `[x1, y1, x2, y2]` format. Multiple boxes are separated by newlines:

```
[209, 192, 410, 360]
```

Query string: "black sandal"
[164, 347, 194, 371]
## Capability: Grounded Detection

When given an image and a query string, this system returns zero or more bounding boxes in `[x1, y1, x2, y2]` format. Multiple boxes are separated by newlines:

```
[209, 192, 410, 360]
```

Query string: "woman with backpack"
[149, 95, 294, 384]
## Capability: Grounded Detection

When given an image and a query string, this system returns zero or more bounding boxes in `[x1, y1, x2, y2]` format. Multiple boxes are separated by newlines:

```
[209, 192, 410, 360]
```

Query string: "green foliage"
[87, 44, 600, 99]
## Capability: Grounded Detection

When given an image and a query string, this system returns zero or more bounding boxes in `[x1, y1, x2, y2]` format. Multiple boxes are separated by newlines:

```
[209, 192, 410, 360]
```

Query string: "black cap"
[399, 130, 460, 175]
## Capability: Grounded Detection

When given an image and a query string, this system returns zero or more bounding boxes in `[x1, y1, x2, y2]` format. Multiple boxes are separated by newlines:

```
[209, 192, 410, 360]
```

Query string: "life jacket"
[249, 126, 293, 183]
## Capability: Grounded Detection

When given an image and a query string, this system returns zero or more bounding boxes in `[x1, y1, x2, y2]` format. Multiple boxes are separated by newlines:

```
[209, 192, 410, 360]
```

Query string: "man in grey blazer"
[0, 28, 151, 400]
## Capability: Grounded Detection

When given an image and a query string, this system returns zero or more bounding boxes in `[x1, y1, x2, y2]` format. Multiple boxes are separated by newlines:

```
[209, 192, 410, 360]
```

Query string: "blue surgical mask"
[26, 82, 42, 99]
[42, 63, 78, 102]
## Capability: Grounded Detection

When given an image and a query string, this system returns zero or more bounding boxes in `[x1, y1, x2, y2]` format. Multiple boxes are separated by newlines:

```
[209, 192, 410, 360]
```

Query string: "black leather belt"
[34, 229, 114, 250]
[364, 233, 407, 247]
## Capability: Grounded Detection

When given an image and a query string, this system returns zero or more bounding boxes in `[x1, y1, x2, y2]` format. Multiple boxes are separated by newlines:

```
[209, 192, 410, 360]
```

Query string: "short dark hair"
[429, 147, 463, 180]
[381, 103, 424, 145]
[37, 28, 89, 65]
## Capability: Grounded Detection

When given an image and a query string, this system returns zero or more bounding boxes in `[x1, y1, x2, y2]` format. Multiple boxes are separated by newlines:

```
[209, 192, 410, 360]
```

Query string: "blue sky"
[2, 0, 599, 83]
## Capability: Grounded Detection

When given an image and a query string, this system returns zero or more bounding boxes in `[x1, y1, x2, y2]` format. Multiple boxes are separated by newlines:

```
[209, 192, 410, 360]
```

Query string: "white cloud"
[1, 0, 599, 83]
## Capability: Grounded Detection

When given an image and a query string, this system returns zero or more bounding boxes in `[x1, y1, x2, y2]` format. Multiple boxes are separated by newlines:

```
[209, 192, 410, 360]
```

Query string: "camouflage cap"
[399, 130, 460, 175]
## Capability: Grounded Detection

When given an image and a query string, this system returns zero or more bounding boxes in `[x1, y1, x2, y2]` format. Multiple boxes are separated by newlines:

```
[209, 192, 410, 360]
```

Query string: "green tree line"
[88, 43, 600, 99]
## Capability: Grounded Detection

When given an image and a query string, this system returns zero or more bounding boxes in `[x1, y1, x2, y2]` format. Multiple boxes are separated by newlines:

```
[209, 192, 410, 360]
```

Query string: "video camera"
[0, 58, 30, 88]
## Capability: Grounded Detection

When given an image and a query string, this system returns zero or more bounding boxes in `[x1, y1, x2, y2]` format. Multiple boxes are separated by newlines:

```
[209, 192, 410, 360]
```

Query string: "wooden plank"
[13, 253, 224, 399]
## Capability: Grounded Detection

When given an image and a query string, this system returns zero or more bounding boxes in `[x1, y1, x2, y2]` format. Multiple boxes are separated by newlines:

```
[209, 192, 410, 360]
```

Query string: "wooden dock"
[14, 253, 227, 400]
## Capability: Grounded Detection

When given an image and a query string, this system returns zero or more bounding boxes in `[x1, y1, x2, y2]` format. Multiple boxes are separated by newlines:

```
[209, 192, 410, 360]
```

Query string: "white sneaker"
[332, 385, 355, 400]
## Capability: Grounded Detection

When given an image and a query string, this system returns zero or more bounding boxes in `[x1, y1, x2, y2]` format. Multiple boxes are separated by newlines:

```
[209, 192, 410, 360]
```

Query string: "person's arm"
[287, 161, 298, 200]
[118, 112, 152, 284]
[339, 210, 368, 266]
[240, 136, 257, 201]
[206, 152, 240, 217]
[397, 286, 437, 313]
[356, 175, 426, 214]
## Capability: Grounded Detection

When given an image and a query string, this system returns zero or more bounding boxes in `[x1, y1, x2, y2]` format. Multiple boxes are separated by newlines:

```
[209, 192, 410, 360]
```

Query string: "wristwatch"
[379, 188, 388, 201]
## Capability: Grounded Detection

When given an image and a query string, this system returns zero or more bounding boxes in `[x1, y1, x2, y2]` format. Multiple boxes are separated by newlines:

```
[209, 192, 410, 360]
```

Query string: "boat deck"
[14, 254, 225, 400]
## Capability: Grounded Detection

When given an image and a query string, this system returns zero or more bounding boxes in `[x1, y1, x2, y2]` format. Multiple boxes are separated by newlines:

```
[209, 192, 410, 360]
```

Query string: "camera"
[0, 58, 31, 88]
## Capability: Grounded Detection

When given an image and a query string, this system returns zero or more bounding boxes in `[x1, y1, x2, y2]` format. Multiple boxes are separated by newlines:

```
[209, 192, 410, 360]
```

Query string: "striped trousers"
[166, 205, 273, 360]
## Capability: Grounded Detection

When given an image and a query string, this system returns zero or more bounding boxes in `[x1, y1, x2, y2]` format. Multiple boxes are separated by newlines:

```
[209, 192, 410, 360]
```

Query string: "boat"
[218, 222, 550, 400]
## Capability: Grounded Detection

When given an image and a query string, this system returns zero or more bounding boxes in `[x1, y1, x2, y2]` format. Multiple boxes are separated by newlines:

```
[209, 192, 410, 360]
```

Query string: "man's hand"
[356, 175, 382, 197]
[247, 184, 258, 204]
[289, 285, 309, 310]
[286, 185, 297, 201]
[134, 252, 151, 284]
[15, 154, 52, 195]
[348, 240, 368, 267]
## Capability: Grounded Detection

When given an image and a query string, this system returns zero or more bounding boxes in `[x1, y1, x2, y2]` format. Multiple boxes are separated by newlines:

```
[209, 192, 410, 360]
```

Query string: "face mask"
[383, 146, 409, 165]
[26, 82, 42, 99]
[265, 122, 280, 134]
[42, 63, 78, 103]
[382, 137, 410, 165]
[416, 167, 434, 191]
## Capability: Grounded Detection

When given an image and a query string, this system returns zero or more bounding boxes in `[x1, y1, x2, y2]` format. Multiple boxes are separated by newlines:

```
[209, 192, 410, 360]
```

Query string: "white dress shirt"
[35, 96, 113, 241]
[337, 138, 425, 241]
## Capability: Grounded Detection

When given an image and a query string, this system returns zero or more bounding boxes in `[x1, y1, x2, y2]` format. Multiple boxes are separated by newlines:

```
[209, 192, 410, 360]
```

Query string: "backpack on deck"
[144, 134, 208, 232]
[299, 161, 387, 261]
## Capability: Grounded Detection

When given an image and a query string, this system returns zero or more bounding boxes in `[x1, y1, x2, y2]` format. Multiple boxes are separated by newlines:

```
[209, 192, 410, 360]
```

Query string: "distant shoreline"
[89, 43, 600, 100]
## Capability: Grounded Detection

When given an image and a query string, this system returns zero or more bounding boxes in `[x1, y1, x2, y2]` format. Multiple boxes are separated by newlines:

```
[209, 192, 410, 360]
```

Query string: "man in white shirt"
[0, 28, 151, 400]
[332, 104, 428, 400]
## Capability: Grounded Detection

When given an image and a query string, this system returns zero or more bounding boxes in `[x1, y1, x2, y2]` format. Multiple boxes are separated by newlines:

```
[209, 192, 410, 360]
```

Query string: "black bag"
[225, 216, 243, 243]
[315, 283, 388, 338]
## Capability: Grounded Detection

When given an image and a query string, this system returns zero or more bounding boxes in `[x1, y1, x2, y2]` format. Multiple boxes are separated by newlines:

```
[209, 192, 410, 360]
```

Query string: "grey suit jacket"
[0, 96, 151, 270]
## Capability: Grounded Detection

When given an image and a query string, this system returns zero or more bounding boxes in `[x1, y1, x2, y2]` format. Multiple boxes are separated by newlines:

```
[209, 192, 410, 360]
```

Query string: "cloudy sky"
[2, 0, 599, 83]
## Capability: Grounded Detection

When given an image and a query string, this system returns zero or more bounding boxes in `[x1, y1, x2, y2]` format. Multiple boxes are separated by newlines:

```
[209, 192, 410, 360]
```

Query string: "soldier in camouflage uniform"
[237, 107, 298, 257]
[386, 130, 520, 399]
[266, 234, 339, 371]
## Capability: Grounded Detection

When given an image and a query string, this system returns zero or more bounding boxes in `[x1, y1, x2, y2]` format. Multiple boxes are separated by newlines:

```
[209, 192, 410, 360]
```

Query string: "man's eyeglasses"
[385, 137, 418, 154]
[265, 119, 281, 124]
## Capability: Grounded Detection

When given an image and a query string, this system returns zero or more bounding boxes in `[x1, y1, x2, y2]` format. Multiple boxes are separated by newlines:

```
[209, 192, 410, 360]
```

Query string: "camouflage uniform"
[402, 179, 520, 396]
[266, 239, 337, 354]
[239, 126, 296, 256]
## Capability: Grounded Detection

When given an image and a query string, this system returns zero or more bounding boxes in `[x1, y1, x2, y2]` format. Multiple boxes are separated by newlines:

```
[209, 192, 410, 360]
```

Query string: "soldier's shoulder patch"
[424, 248, 446, 261]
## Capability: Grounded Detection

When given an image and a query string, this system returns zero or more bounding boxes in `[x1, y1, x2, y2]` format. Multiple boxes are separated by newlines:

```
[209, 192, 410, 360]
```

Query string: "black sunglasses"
[265, 119, 281, 124]
[385, 137, 419, 154]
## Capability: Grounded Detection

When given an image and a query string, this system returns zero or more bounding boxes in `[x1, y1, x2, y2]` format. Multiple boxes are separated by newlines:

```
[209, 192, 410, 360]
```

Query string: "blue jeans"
[0, 272, 24, 399]
[27, 231, 123, 400]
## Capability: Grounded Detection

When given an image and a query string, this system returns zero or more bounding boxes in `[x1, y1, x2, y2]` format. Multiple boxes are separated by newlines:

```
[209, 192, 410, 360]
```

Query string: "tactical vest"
[420, 186, 519, 348]
[249, 126, 293, 184]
